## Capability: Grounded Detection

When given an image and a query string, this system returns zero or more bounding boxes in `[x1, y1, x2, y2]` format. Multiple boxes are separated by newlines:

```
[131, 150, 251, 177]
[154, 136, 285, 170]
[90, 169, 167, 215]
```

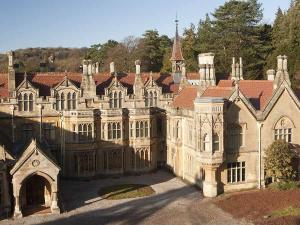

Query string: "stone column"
[51, 192, 60, 214]
[13, 195, 22, 218]
[202, 164, 219, 198]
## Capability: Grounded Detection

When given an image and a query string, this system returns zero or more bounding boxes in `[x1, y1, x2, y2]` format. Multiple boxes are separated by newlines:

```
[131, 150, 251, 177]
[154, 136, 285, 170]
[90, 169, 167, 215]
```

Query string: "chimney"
[277, 55, 283, 71]
[283, 55, 288, 72]
[87, 60, 92, 75]
[7, 51, 15, 94]
[239, 57, 243, 80]
[198, 53, 215, 86]
[95, 62, 99, 73]
[110, 62, 115, 75]
[267, 69, 275, 81]
[231, 57, 243, 80]
[135, 60, 141, 75]
[231, 57, 236, 79]
[82, 60, 88, 75]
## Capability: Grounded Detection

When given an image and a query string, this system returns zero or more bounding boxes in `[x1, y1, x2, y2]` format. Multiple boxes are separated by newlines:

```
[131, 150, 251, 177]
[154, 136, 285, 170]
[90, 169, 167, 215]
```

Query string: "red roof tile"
[172, 86, 198, 110]
[1, 72, 178, 97]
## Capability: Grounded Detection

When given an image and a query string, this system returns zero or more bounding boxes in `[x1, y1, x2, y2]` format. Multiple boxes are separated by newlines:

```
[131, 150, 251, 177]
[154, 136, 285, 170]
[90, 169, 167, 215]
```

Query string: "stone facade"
[168, 52, 300, 197]
[0, 22, 300, 219]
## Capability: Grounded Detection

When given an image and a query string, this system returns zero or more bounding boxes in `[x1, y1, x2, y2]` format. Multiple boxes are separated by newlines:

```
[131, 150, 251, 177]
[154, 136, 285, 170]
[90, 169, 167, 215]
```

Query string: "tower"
[170, 18, 184, 84]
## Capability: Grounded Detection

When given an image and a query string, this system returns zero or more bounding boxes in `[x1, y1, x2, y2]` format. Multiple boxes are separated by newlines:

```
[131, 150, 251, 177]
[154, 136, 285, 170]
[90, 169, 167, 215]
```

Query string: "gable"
[10, 140, 60, 176]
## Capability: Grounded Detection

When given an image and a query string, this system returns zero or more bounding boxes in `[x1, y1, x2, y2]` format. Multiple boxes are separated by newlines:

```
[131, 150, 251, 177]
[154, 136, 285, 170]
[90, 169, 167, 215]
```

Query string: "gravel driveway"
[1, 170, 251, 225]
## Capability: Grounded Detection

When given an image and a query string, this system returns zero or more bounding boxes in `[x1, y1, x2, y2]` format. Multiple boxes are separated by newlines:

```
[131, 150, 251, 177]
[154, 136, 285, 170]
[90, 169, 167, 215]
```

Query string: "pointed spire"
[170, 17, 184, 62]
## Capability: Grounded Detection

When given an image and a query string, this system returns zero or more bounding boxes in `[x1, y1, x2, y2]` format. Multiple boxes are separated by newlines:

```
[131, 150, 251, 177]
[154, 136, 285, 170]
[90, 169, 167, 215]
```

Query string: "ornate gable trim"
[10, 139, 60, 175]
[261, 81, 300, 120]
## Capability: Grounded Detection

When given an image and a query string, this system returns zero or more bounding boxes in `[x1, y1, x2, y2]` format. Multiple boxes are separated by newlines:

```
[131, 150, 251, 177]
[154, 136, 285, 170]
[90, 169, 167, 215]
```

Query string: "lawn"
[214, 188, 300, 225]
[98, 184, 155, 200]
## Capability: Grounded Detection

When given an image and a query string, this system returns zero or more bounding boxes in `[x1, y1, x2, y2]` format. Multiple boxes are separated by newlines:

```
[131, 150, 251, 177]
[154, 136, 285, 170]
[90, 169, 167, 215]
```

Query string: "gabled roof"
[0, 72, 188, 98]
[10, 139, 60, 175]
[202, 80, 274, 110]
[172, 79, 274, 111]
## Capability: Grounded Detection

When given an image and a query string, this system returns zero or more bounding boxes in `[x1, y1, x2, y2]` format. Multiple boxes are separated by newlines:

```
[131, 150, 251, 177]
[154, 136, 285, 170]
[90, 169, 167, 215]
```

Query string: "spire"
[170, 17, 184, 62]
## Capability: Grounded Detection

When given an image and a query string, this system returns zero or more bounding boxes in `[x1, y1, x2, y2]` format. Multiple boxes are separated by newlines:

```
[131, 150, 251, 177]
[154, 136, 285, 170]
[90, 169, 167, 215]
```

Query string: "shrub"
[269, 181, 300, 191]
[264, 140, 296, 182]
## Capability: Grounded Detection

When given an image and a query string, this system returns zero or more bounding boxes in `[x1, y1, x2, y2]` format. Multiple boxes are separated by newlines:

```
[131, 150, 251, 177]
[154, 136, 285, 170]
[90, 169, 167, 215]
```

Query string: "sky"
[0, 0, 290, 53]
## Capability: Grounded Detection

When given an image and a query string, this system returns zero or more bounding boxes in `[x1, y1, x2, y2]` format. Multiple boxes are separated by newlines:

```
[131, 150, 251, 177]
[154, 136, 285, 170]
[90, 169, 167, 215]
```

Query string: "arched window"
[67, 92, 72, 110]
[88, 124, 92, 139]
[113, 92, 118, 108]
[136, 121, 140, 138]
[228, 125, 243, 150]
[18, 94, 23, 111]
[145, 150, 149, 167]
[203, 134, 210, 152]
[154, 91, 157, 106]
[140, 122, 144, 137]
[24, 93, 28, 111]
[61, 93, 65, 110]
[72, 92, 77, 109]
[149, 92, 153, 107]
[117, 123, 121, 138]
[274, 117, 294, 143]
[109, 92, 113, 108]
[213, 133, 220, 152]
[29, 93, 33, 111]
[145, 121, 149, 137]
[141, 150, 145, 168]
[119, 92, 122, 108]
[145, 91, 149, 107]
[56, 93, 60, 110]
[108, 123, 112, 139]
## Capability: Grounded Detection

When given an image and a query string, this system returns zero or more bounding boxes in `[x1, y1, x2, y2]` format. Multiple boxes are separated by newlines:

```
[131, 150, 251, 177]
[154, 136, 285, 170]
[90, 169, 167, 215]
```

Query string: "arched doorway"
[20, 174, 52, 215]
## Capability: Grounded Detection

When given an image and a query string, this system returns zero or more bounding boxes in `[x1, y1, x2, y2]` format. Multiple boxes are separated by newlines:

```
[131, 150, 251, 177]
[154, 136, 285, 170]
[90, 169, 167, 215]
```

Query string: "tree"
[182, 24, 198, 71]
[199, 0, 266, 79]
[264, 140, 296, 181]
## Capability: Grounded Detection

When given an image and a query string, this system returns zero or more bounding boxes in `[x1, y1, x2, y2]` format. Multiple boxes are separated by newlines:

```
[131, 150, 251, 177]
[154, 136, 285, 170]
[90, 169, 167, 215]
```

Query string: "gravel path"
[1, 170, 252, 225]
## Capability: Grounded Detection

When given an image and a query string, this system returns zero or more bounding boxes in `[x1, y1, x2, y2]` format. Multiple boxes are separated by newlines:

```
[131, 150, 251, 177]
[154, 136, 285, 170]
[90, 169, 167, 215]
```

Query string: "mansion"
[0, 22, 300, 218]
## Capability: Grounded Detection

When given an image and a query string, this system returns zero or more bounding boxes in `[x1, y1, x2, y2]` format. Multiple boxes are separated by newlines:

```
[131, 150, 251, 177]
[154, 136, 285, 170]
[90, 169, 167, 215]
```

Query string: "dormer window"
[109, 91, 122, 109]
[56, 91, 77, 111]
[145, 90, 157, 107]
[18, 93, 34, 112]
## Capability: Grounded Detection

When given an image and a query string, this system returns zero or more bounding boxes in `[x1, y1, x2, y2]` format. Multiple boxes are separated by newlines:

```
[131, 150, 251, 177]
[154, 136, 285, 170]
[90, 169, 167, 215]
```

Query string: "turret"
[194, 96, 226, 197]
[170, 18, 185, 84]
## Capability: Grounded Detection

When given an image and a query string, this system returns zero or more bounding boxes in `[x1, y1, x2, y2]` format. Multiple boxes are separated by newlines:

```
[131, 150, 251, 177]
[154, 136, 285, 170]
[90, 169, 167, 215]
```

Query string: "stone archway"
[20, 174, 52, 215]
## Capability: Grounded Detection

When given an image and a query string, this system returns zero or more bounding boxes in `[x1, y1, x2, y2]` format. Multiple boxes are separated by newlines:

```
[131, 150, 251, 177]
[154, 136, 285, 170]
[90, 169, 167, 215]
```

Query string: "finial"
[24, 71, 27, 79]
[175, 13, 178, 24]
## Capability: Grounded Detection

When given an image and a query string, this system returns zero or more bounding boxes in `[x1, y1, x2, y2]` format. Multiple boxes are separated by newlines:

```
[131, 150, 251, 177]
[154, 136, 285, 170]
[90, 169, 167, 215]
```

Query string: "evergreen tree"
[209, 0, 265, 79]
[182, 24, 198, 71]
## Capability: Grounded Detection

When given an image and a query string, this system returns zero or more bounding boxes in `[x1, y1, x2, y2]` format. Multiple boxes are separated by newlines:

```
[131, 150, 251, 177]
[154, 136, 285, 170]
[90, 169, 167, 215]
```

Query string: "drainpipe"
[257, 122, 263, 189]
[38, 105, 43, 142]
[10, 105, 15, 143]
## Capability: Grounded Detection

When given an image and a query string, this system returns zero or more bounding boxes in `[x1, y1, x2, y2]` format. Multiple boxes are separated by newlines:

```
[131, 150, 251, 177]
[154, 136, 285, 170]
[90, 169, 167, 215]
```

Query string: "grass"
[268, 181, 300, 191]
[98, 184, 155, 200]
[271, 207, 300, 218]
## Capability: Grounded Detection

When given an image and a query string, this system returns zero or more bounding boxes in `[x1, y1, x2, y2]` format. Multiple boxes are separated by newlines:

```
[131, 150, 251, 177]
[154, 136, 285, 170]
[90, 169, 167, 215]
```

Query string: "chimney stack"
[198, 53, 216, 87]
[7, 51, 16, 94]
[87, 60, 92, 75]
[135, 60, 141, 75]
[231, 57, 243, 81]
[110, 62, 115, 75]
[82, 60, 88, 75]
[267, 69, 275, 81]
[277, 55, 284, 71]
